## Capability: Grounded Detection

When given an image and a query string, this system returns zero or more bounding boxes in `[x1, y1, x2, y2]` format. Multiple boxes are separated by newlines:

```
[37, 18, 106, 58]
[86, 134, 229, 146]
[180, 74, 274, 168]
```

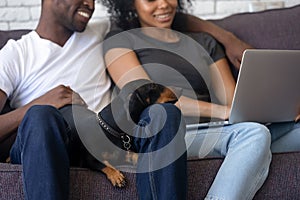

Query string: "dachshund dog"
[93, 79, 182, 187]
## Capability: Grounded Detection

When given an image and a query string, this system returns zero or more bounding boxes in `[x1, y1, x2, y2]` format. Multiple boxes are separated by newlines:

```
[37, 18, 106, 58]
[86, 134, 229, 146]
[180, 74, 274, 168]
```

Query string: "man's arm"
[296, 106, 300, 122]
[296, 115, 300, 122]
[0, 90, 24, 141]
[0, 86, 87, 141]
[176, 13, 252, 69]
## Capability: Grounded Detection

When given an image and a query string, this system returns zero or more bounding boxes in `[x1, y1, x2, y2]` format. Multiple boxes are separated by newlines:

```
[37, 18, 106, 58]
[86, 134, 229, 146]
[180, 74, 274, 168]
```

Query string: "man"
[0, 0, 258, 199]
[0, 0, 187, 199]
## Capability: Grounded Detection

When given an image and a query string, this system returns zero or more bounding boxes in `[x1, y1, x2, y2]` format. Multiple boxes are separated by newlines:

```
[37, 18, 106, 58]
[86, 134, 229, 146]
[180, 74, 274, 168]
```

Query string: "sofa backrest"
[212, 4, 300, 50]
[0, 30, 30, 49]
[1, 5, 299, 51]
[0, 6, 299, 113]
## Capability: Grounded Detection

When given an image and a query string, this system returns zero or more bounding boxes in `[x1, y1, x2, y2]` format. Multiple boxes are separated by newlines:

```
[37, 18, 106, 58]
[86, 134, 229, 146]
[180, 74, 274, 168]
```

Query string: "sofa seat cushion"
[1, 152, 300, 199]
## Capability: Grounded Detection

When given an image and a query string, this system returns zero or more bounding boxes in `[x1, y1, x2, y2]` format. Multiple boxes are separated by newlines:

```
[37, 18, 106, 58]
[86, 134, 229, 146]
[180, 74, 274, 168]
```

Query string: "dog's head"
[99, 79, 182, 138]
[128, 81, 182, 123]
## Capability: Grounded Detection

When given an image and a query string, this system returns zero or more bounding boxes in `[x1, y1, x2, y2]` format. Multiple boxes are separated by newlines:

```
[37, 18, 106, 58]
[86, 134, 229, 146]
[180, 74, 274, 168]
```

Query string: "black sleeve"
[187, 32, 226, 63]
[102, 29, 134, 56]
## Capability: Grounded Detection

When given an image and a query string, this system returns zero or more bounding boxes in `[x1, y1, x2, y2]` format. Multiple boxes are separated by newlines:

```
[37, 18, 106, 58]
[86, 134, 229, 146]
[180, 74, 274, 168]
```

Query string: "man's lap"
[268, 121, 300, 152]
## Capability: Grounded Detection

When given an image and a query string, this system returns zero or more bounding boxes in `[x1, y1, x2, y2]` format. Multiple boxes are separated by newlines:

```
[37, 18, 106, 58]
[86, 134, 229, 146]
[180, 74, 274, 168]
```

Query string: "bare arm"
[296, 106, 300, 122]
[0, 86, 86, 141]
[296, 115, 300, 122]
[105, 48, 233, 120]
[175, 58, 235, 120]
[104, 48, 151, 88]
[183, 14, 253, 69]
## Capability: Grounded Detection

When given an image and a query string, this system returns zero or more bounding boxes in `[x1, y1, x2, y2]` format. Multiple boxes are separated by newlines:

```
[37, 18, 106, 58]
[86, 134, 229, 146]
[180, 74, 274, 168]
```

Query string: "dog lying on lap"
[61, 79, 181, 188]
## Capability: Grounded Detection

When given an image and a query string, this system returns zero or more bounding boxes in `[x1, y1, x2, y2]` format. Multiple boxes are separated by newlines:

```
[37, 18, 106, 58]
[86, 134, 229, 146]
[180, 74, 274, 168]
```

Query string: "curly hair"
[100, 0, 191, 30]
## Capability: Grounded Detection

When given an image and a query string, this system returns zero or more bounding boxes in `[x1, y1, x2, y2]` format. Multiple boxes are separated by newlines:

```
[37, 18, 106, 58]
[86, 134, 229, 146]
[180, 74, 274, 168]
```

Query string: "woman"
[101, 0, 271, 199]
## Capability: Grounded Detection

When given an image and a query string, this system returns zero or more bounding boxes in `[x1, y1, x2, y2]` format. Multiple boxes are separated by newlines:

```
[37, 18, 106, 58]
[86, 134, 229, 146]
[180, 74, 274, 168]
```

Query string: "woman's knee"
[239, 122, 271, 146]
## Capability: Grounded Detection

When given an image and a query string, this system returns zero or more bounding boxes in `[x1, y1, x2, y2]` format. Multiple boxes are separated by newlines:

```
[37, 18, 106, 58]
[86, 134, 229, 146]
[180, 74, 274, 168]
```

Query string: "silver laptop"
[187, 49, 300, 131]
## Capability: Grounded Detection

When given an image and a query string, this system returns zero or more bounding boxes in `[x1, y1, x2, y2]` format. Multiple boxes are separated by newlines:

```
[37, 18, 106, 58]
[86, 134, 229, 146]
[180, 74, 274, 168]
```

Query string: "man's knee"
[24, 105, 61, 123]
[20, 105, 66, 139]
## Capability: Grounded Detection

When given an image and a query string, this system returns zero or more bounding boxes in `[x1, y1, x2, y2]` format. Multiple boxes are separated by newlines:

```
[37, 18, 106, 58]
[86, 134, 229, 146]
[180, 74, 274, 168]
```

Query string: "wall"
[0, 0, 299, 30]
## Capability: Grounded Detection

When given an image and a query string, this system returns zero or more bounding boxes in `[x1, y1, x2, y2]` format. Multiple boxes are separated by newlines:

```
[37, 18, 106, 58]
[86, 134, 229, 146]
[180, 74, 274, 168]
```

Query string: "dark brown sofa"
[1, 5, 300, 200]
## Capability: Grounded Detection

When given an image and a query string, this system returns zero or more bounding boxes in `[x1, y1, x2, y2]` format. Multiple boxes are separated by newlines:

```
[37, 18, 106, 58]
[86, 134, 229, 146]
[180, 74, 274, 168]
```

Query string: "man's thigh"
[268, 121, 300, 152]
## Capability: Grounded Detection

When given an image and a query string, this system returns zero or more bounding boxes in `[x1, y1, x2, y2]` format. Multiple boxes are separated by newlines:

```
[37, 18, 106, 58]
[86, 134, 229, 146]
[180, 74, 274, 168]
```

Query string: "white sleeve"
[0, 40, 22, 98]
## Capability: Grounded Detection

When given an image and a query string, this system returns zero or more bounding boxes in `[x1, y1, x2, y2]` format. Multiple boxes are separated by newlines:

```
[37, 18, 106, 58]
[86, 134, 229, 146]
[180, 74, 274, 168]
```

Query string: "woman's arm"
[210, 58, 235, 106]
[105, 48, 150, 88]
[182, 14, 252, 69]
[105, 48, 233, 120]
[175, 96, 231, 120]
[175, 58, 235, 120]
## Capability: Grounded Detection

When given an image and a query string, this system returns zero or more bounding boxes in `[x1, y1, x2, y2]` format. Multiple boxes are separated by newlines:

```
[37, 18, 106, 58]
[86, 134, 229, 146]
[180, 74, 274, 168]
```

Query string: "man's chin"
[77, 27, 87, 32]
[75, 23, 89, 32]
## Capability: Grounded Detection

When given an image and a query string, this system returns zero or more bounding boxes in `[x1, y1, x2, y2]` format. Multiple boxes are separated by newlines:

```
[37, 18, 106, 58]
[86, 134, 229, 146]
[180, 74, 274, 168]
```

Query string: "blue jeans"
[10, 105, 71, 200]
[10, 104, 187, 200]
[134, 103, 187, 200]
[268, 121, 300, 152]
[185, 122, 271, 200]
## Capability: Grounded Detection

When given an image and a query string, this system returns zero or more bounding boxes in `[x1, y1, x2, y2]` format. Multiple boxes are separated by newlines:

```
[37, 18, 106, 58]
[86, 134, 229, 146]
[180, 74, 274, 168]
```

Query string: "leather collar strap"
[96, 113, 132, 151]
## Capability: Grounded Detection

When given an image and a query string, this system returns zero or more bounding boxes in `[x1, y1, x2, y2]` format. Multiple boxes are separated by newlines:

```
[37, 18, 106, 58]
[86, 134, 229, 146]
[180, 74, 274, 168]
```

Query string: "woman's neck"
[141, 27, 179, 43]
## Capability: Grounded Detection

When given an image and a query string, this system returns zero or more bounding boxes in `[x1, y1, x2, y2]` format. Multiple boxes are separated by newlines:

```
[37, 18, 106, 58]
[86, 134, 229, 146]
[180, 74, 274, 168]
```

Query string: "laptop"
[187, 49, 300, 131]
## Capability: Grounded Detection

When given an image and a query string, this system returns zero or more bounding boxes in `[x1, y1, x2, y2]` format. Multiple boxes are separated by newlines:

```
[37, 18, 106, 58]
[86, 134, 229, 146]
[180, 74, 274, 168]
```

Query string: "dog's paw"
[101, 162, 126, 188]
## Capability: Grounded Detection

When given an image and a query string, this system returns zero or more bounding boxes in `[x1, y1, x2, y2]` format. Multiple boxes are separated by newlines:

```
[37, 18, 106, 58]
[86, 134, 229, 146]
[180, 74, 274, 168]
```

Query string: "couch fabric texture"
[0, 5, 300, 200]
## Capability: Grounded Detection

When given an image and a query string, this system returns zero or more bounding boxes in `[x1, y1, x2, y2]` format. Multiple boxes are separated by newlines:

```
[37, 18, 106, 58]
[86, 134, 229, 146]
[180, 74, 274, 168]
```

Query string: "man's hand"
[224, 33, 253, 69]
[29, 85, 86, 109]
[295, 114, 300, 122]
[295, 106, 300, 122]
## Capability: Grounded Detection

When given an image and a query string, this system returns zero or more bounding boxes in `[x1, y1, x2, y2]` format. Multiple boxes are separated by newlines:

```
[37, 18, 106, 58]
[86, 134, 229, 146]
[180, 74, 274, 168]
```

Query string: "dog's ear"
[128, 82, 165, 124]
[156, 86, 182, 104]
[98, 79, 182, 135]
[128, 82, 182, 124]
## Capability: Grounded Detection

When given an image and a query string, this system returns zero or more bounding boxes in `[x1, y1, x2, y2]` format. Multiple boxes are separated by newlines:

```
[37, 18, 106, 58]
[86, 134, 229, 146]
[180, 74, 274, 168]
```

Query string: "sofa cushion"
[212, 5, 300, 49]
[1, 152, 300, 199]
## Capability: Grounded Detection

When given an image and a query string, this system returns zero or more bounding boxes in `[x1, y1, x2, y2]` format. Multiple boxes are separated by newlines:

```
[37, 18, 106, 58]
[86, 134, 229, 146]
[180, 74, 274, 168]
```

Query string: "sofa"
[1, 5, 300, 200]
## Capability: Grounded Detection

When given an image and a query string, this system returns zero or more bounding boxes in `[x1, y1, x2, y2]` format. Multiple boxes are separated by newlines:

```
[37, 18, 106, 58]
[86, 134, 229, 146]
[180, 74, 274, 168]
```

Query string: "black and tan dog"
[94, 79, 181, 187]
[61, 79, 181, 188]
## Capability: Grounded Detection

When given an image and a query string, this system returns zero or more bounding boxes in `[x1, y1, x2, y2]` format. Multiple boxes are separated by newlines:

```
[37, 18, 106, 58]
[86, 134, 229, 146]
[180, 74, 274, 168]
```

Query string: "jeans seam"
[148, 138, 158, 200]
[225, 128, 270, 200]
[21, 152, 30, 200]
[205, 194, 225, 200]
[245, 151, 271, 200]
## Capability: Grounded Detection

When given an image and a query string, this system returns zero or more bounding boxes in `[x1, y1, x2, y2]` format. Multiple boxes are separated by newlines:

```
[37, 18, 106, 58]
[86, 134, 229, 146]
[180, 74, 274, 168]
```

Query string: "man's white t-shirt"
[0, 19, 111, 113]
